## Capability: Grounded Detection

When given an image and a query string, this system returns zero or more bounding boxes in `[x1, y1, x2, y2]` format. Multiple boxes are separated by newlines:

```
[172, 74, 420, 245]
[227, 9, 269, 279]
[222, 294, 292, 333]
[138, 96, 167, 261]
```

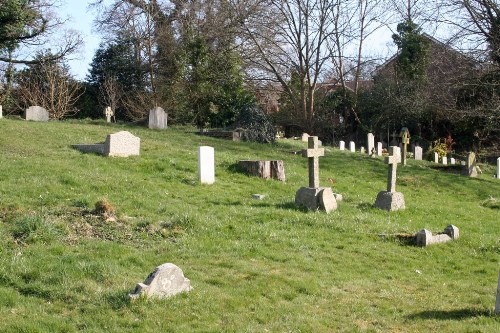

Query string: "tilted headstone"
[450, 157, 456, 165]
[198, 146, 215, 184]
[104, 106, 113, 123]
[414, 146, 423, 160]
[301, 133, 310, 142]
[367, 133, 374, 156]
[462, 152, 478, 177]
[442, 156, 448, 165]
[148, 106, 168, 129]
[496, 269, 500, 314]
[349, 141, 355, 152]
[377, 142, 383, 156]
[295, 136, 337, 213]
[72, 131, 140, 157]
[434, 152, 439, 163]
[416, 225, 459, 247]
[24, 106, 49, 121]
[129, 263, 192, 299]
[373, 146, 405, 211]
[339, 141, 345, 151]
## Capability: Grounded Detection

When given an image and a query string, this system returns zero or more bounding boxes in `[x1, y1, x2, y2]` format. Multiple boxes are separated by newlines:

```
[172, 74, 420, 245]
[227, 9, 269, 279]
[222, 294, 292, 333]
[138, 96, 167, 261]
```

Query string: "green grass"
[0, 118, 499, 332]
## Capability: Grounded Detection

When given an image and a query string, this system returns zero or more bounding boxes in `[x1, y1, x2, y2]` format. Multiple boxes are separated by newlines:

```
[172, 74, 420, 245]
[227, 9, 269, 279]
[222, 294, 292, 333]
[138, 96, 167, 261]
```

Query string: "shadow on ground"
[407, 308, 492, 320]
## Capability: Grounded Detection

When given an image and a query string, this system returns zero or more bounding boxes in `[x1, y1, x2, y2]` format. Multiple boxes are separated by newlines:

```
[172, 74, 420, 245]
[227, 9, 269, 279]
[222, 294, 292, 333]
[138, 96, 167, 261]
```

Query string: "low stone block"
[24, 106, 49, 121]
[129, 263, 192, 299]
[416, 225, 459, 247]
[295, 187, 337, 213]
[72, 131, 140, 157]
[373, 191, 405, 211]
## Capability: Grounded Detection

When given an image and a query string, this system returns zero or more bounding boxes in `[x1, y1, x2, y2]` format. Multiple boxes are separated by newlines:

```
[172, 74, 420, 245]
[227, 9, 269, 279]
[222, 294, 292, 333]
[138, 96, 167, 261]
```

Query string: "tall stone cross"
[302, 136, 324, 188]
[104, 106, 113, 123]
[400, 127, 410, 166]
[385, 146, 401, 192]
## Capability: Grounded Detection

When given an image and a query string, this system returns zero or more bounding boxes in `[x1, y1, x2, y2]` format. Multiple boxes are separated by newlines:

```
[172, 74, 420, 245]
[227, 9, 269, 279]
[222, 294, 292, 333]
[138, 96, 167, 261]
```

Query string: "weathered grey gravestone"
[339, 141, 345, 151]
[72, 131, 140, 157]
[414, 146, 423, 160]
[416, 225, 459, 247]
[198, 146, 215, 184]
[148, 106, 168, 129]
[24, 106, 49, 121]
[295, 136, 337, 213]
[104, 106, 113, 123]
[349, 141, 355, 152]
[367, 133, 374, 156]
[496, 269, 500, 314]
[129, 263, 192, 299]
[461, 152, 478, 177]
[373, 146, 405, 211]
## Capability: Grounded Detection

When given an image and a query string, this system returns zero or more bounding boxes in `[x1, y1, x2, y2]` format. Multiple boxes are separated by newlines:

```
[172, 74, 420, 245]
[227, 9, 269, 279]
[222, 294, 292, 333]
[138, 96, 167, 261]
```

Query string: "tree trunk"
[238, 160, 286, 182]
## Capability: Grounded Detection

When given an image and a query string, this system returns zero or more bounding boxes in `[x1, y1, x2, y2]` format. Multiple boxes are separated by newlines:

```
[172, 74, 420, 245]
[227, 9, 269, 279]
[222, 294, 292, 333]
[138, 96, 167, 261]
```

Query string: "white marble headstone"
[198, 146, 215, 184]
[442, 156, 448, 165]
[0, 105, 2, 119]
[450, 157, 455, 165]
[339, 141, 345, 151]
[414, 146, 422, 160]
[497, 157, 500, 179]
[349, 141, 355, 152]
[367, 133, 374, 156]
[434, 152, 439, 163]
[377, 142, 383, 156]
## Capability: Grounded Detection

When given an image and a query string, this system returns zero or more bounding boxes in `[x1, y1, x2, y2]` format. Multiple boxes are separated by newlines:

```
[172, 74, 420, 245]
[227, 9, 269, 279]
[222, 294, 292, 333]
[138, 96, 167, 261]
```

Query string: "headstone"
[434, 152, 439, 163]
[198, 146, 215, 184]
[295, 136, 337, 213]
[0, 105, 2, 119]
[104, 106, 113, 123]
[129, 263, 192, 299]
[349, 141, 355, 152]
[301, 133, 310, 142]
[450, 157, 456, 165]
[148, 106, 168, 129]
[496, 269, 500, 314]
[377, 142, 383, 156]
[367, 133, 374, 156]
[442, 156, 448, 165]
[360, 147, 365, 154]
[72, 131, 140, 157]
[24, 106, 49, 121]
[416, 225, 459, 247]
[414, 146, 423, 160]
[462, 152, 478, 177]
[497, 157, 500, 178]
[373, 146, 405, 211]
[339, 141, 345, 151]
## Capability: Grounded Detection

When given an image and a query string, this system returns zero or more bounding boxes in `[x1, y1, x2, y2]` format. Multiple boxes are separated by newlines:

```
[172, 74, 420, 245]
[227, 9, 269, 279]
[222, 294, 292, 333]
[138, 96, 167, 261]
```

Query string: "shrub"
[235, 104, 275, 143]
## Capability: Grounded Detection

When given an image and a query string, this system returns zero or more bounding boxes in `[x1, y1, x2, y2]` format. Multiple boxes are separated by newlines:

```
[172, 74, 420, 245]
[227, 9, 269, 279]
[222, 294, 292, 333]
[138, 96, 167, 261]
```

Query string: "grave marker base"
[295, 187, 337, 213]
[373, 191, 405, 211]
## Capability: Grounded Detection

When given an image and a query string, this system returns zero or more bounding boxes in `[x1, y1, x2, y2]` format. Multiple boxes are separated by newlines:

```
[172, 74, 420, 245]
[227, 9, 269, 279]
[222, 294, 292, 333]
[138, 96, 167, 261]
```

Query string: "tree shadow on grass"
[105, 289, 131, 311]
[276, 202, 309, 212]
[407, 308, 492, 320]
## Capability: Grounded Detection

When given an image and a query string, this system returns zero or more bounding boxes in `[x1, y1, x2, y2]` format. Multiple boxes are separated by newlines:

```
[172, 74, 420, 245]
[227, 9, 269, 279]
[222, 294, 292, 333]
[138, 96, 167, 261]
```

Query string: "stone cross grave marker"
[386, 146, 401, 193]
[400, 128, 410, 166]
[339, 141, 345, 151]
[462, 152, 478, 177]
[414, 146, 423, 160]
[373, 146, 405, 211]
[198, 146, 215, 184]
[303, 136, 324, 188]
[104, 106, 113, 123]
[367, 133, 374, 156]
[349, 141, 355, 152]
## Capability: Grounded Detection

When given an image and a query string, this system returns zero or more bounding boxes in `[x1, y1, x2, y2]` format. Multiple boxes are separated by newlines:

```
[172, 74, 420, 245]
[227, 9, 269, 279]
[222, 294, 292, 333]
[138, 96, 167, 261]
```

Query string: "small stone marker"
[198, 146, 215, 184]
[148, 106, 168, 129]
[24, 106, 49, 121]
[434, 152, 439, 163]
[295, 136, 337, 213]
[0, 105, 2, 119]
[414, 146, 423, 160]
[416, 225, 459, 247]
[252, 194, 266, 200]
[373, 146, 405, 211]
[104, 106, 113, 123]
[442, 156, 448, 165]
[129, 263, 192, 299]
[72, 131, 140, 157]
[450, 157, 456, 165]
[400, 127, 410, 166]
[339, 141, 345, 151]
[462, 152, 478, 177]
[301, 133, 310, 142]
[496, 269, 500, 314]
[377, 142, 383, 156]
[496, 157, 499, 178]
[367, 133, 374, 156]
[360, 146, 365, 154]
[349, 141, 355, 152]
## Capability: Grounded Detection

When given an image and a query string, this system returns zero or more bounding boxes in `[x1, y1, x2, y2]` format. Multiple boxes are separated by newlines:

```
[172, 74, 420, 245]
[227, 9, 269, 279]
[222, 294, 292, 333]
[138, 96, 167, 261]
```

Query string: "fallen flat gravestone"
[129, 263, 192, 299]
[148, 106, 167, 129]
[373, 146, 405, 211]
[24, 106, 49, 121]
[416, 225, 459, 247]
[72, 131, 140, 157]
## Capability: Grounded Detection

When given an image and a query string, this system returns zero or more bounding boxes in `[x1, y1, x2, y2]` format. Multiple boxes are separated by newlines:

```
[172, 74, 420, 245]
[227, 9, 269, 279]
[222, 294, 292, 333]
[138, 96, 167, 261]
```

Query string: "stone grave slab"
[24, 106, 49, 121]
[416, 225, 459, 247]
[129, 263, 192, 299]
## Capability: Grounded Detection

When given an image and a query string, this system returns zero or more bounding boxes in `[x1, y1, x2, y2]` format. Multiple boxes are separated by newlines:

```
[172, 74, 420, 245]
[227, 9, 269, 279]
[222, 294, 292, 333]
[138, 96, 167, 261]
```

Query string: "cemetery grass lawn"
[0, 118, 499, 333]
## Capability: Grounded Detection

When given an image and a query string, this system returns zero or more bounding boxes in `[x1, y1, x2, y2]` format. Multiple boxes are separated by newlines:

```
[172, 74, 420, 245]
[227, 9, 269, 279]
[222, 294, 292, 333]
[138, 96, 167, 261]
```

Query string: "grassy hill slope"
[0, 119, 499, 332]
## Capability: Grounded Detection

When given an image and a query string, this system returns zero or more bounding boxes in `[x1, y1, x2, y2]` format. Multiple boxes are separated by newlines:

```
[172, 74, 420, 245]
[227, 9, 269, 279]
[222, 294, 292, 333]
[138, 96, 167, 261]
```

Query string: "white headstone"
[450, 157, 455, 165]
[129, 263, 192, 299]
[349, 141, 355, 152]
[0, 105, 2, 119]
[434, 152, 439, 163]
[367, 133, 374, 156]
[105, 131, 140, 157]
[414, 146, 422, 160]
[442, 156, 448, 165]
[198, 146, 215, 184]
[148, 107, 168, 129]
[339, 141, 345, 151]
[24, 106, 49, 121]
[301, 133, 310, 142]
[497, 157, 500, 179]
[360, 147, 365, 154]
[377, 142, 383, 156]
